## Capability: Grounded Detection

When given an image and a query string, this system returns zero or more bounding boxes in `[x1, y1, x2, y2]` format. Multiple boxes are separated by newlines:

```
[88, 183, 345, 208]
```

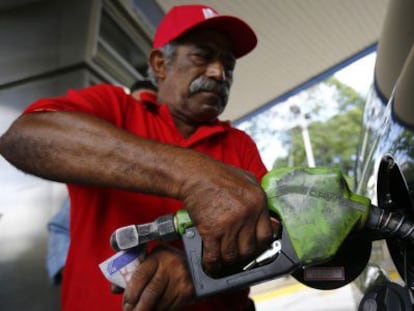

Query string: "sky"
[334, 52, 376, 96]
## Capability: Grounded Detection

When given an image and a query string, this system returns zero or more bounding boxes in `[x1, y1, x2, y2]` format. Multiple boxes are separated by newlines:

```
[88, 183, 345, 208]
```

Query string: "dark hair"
[129, 80, 157, 93]
[147, 41, 177, 86]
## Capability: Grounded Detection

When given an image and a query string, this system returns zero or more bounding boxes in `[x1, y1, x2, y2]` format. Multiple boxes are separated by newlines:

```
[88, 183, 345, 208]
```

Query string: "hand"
[122, 244, 194, 311]
[179, 159, 273, 273]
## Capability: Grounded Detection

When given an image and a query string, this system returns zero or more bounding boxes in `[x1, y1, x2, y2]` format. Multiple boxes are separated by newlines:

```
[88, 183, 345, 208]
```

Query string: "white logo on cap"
[202, 8, 218, 19]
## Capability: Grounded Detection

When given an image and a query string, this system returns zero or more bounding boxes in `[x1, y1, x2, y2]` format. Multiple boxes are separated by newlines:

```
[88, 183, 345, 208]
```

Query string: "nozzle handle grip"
[182, 226, 300, 298]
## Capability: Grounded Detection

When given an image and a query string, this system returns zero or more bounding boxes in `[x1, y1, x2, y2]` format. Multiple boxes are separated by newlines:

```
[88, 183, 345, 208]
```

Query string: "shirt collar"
[150, 99, 231, 147]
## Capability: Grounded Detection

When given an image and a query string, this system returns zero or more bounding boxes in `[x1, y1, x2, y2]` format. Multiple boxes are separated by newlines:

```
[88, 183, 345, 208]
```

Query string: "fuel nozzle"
[110, 210, 193, 251]
[110, 214, 179, 251]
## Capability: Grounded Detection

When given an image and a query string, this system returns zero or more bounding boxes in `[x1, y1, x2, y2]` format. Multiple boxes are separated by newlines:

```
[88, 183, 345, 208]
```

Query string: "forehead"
[176, 28, 235, 56]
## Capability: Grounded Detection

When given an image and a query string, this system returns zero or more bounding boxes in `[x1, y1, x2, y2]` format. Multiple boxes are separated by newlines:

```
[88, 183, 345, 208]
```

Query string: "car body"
[354, 0, 414, 304]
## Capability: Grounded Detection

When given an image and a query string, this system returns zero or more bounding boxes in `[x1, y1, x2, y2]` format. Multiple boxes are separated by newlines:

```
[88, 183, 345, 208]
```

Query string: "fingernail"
[123, 303, 133, 311]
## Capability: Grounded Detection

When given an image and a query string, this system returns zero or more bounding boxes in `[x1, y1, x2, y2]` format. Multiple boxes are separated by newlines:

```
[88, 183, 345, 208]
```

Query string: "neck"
[157, 96, 199, 138]
[174, 120, 197, 138]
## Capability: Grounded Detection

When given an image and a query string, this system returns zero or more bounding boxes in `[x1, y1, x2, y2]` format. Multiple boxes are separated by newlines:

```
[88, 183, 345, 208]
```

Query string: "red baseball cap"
[153, 4, 257, 59]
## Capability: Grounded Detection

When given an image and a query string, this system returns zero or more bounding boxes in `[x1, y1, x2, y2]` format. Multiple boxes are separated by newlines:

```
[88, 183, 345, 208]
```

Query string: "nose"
[206, 60, 226, 81]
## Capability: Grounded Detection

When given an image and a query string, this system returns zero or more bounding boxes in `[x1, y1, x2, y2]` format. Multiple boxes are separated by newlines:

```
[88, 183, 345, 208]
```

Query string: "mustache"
[189, 76, 229, 98]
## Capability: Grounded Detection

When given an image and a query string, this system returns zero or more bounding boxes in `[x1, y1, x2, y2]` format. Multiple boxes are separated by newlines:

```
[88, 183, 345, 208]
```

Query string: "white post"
[290, 104, 315, 167]
[300, 123, 315, 167]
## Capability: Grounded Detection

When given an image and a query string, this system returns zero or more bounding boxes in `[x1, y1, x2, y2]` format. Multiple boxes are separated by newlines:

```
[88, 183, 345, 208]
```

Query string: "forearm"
[0, 111, 204, 198]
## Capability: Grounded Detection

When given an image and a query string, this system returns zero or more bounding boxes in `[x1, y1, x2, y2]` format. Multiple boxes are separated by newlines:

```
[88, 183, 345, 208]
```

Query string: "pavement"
[250, 277, 361, 311]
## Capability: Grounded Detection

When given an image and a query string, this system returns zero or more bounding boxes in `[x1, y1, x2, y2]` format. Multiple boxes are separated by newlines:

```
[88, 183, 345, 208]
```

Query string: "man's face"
[160, 29, 236, 124]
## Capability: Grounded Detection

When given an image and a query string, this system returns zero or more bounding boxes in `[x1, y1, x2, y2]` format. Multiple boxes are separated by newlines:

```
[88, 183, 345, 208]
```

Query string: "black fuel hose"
[366, 205, 414, 243]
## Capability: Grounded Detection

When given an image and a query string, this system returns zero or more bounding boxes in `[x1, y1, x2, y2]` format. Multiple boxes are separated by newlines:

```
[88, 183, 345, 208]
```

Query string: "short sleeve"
[23, 84, 131, 127]
[240, 133, 268, 181]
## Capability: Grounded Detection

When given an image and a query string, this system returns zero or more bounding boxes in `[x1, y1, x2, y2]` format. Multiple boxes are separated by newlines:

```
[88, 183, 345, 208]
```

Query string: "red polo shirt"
[24, 84, 267, 311]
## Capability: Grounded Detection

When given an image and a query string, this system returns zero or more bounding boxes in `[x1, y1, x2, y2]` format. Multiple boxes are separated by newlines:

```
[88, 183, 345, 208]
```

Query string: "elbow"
[0, 115, 29, 165]
[0, 123, 19, 163]
[0, 134, 4, 157]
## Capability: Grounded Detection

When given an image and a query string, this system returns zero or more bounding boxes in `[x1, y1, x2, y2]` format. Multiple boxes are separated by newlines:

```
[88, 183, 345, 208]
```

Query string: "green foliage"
[272, 77, 365, 182]
[237, 75, 367, 189]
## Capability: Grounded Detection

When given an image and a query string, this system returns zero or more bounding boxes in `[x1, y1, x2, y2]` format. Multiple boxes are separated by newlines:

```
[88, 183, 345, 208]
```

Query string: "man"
[0, 4, 272, 311]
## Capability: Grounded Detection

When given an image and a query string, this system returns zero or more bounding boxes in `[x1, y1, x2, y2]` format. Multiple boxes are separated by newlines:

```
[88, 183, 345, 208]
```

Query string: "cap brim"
[185, 15, 257, 59]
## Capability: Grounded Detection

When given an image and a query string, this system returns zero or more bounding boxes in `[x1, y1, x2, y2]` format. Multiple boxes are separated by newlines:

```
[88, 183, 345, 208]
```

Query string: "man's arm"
[0, 111, 273, 271]
[0, 111, 189, 195]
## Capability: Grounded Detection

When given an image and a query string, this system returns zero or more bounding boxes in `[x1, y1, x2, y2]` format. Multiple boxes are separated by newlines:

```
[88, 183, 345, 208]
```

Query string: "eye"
[222, 54, 236, 72]
[190, 48, 214, 66]
[188, 45, 236, 79]
[225, 69, 234, 81]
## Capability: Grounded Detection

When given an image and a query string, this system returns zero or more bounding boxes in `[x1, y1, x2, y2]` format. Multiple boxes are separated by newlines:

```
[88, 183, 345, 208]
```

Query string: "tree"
[239, 77, 366, 185]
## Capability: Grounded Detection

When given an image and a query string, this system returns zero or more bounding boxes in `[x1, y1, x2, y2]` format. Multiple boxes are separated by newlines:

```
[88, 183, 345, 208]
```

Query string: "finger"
[122, 259, 157, 310]
[155, 269, 194, 311]
[161, 285, 193, 311]
[270, 216, 281, 233]
[220, 227, 239, 263]
[136, 274, 168, 311]
[237, 221, 257, 260]
[110, 283, 124, 294]
[166, 295, 182, 311]
[256, 210, 273, 249]
[202, 237, 222, 274]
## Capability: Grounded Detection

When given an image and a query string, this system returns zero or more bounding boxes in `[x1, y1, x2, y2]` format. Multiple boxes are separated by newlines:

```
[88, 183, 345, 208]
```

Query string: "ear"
[149, 49, 167, 81]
